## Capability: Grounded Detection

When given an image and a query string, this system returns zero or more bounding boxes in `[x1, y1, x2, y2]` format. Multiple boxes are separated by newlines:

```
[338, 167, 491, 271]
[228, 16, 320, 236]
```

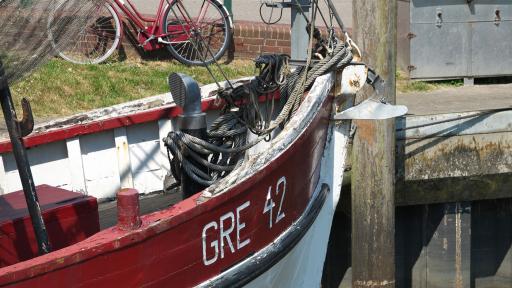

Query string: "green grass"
[396, 70, 463, 93]
[11, 59, 255, 117]
[12, 62, 468, 118]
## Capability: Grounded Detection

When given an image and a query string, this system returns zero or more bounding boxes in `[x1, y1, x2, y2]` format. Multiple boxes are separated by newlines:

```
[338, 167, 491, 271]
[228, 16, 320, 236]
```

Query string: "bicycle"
[48, 0, 233, 66]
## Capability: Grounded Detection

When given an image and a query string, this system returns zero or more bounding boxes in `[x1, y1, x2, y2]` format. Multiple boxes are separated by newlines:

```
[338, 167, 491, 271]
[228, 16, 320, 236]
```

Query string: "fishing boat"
[0, 0, 406, 287]
[0, 72, 348, 287]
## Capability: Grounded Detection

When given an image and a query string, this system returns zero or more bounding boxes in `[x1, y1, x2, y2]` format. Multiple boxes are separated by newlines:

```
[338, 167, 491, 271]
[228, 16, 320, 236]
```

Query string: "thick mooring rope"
[163, 41, 353, 188]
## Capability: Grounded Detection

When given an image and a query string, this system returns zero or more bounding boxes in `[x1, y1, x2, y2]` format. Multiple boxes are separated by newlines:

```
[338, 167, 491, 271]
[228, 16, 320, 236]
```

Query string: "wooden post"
[351, 0, 397, 287]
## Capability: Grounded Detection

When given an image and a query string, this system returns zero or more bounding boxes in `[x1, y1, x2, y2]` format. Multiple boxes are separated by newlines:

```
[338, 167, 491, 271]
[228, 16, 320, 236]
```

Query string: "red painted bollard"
[117, 188, 141, 230]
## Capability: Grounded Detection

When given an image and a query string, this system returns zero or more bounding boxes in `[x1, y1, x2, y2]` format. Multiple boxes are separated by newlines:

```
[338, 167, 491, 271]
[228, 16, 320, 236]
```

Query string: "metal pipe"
[223, 0, 232, 16]
[291, 0, 310, 61]
[0, 80, 51, 255]
[168, 73, 208, 198]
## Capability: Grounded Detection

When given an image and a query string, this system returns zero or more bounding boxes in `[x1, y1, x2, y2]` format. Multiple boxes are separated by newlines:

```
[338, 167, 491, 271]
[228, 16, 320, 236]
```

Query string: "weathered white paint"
[127, 122, 163, 194]
[80, 130, 121, 199]
[3, 141, 72, 193]
[66, 137, 87, 194]
[115, 127, 134, 189]
[340, 64, 367, 95]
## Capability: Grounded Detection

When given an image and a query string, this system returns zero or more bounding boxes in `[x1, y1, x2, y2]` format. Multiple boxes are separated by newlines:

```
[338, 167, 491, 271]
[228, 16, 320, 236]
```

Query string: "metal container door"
[410, 22, 470, 79]
[471, 20, 512, 77]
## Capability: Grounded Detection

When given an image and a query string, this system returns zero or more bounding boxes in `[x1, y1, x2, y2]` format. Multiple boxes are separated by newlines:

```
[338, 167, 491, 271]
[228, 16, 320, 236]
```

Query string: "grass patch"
[396, 70, 463, 93]
[11, 59, 255, 118]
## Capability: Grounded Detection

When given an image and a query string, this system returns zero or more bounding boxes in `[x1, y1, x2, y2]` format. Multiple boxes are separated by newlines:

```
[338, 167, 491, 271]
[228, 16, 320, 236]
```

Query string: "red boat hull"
[0, 76, 335, 287]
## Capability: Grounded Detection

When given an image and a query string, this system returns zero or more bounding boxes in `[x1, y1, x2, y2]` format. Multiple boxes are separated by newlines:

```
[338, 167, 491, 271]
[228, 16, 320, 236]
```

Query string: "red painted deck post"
[117, 188, 141, 230]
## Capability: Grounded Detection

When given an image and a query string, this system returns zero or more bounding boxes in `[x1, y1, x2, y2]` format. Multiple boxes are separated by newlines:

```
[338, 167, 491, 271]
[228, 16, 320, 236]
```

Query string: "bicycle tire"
[162, 0, 232, 66]
[49, 2, 121, 64]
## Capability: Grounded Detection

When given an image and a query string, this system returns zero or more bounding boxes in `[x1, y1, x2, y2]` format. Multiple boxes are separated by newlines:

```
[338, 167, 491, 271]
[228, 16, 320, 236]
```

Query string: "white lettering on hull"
[201, 176, 287, 266]
[202, 201, 251, 266]
[263, 176, 287, 228]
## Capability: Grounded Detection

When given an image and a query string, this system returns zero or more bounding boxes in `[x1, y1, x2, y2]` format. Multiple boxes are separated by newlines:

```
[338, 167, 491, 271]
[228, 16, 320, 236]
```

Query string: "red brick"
[276, 40, 291, 47]
[248, 45, 261, 53]
[241, 24, 251, 37]
[243, 38, 264, 45]
[263, 27, 272, 39]
[249, 24, 256, 38]
[264, 39, 277, 47]
[255, 25, 262, 38]
[269, 27, 276, 39]
[262, 46, 283, 53]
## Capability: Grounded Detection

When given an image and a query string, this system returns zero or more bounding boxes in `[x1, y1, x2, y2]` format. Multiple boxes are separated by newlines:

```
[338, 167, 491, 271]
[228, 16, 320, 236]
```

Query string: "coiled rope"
[163, 40, 353, 188]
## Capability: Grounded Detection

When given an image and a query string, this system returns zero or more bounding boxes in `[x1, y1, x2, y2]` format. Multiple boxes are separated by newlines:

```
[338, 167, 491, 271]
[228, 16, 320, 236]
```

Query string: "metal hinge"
[407, 33, 416, 40]
[407, 65, 417, 72]
[495, 9, 501, 26]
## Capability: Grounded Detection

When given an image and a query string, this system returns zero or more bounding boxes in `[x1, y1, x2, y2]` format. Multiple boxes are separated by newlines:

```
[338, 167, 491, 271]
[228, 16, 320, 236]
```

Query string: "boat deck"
[98, 191, 181, 229]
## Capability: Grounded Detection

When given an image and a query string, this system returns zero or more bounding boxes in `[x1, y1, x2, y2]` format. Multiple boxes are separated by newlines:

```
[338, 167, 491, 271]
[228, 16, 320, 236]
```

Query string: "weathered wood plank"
[351, 0, 397, 287]
[396, 173, 512, 206]
[342, 112, 512, 205]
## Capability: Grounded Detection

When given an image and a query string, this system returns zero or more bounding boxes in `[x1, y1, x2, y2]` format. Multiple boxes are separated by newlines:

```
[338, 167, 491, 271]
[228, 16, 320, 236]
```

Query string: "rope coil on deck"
[163, 41, 353, 188]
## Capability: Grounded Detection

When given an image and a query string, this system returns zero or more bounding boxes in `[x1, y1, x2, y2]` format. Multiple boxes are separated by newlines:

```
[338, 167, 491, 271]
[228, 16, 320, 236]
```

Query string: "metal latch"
[436, 8, 443, 27]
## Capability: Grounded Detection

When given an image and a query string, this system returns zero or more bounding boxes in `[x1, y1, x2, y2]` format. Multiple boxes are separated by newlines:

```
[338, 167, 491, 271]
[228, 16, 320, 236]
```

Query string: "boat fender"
[168, 73, 208, 198]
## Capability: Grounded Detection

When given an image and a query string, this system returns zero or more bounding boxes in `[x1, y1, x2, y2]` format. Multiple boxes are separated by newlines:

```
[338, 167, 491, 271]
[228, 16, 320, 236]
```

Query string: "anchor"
[0, 59, 51, 254]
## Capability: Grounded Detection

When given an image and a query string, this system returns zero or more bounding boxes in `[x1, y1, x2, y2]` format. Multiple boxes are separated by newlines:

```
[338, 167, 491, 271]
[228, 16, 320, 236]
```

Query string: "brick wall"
[233, 21, 291, 58]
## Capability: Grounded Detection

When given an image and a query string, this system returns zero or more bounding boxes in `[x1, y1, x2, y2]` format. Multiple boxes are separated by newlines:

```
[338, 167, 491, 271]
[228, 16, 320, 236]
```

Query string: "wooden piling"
[351, 0, 397, 287]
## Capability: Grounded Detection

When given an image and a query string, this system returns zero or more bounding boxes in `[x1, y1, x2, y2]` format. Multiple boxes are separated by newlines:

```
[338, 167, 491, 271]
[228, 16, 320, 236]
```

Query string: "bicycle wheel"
[162, 0, 232, 66]
[49, 2, 121, 64]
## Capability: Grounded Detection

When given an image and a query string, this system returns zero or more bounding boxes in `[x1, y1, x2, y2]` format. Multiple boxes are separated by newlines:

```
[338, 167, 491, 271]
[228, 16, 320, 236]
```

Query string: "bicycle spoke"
[163, 0, 232, 82]
[196, 0, 211, 27]
[52, 3, 121, 64]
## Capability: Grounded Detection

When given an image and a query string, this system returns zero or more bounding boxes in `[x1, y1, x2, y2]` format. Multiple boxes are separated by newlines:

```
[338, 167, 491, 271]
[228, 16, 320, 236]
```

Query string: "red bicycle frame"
[109, 0, 211, 51]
